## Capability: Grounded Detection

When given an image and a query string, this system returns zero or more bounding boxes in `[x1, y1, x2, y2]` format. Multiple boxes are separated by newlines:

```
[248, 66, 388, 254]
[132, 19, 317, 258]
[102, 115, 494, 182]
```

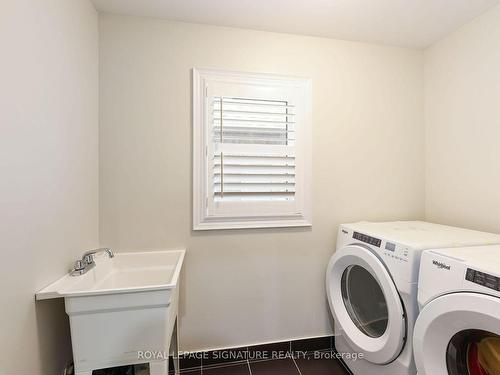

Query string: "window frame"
[192, 68, 312, 230]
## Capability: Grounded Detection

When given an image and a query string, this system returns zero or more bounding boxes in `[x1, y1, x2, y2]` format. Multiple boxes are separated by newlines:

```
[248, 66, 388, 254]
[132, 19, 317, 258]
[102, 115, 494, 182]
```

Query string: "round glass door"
[447, 330, 500, 375]
[326, 244, 406, 364]
[413, 293, 500, 375]
[341, 265, 389, 338]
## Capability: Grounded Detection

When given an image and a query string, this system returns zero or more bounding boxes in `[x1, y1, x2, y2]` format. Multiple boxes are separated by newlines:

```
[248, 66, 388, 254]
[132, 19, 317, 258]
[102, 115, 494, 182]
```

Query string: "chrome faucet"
[71, 248, 114, 276]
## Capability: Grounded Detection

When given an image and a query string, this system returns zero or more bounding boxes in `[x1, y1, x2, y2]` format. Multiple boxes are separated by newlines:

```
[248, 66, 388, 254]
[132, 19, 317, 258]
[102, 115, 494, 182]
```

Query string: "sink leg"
[149, 361, 168, 375]
[170, 317, 180, 375]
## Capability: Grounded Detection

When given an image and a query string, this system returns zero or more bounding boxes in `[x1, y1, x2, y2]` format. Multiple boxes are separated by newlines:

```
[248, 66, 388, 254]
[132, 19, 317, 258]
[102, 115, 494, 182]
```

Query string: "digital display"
[353, 231, 381, 248]
[385, 242, 396, 252]
[466, 268, 500, 291]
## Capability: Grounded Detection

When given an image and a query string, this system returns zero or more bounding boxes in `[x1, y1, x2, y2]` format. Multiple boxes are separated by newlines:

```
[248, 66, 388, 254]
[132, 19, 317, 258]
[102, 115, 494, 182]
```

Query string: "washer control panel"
[465, 268, 500, 292]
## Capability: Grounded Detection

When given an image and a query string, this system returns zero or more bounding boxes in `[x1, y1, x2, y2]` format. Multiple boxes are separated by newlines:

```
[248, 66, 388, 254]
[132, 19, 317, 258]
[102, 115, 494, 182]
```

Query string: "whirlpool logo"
[432, 260, 451, 270]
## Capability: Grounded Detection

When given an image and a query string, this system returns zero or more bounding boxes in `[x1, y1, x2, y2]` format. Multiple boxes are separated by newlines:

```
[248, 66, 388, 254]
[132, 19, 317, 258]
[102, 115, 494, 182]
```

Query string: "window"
[193, 69, 311, 230]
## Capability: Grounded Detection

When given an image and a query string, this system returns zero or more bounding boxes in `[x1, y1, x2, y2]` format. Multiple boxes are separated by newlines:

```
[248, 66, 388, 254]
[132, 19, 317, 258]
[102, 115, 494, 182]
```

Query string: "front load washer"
[413, 245, 500, 375]
[326, 221, 500, 375]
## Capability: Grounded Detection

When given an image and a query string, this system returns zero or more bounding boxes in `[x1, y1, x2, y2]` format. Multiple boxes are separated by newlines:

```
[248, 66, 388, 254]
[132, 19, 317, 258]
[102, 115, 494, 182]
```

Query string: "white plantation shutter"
[213, 97, 295, 202]
[193, 69, 311, 230]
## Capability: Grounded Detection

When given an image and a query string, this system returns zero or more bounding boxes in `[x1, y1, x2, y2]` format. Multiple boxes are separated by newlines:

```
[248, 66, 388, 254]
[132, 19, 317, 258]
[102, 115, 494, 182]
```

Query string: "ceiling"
[91, 0, 500, 48]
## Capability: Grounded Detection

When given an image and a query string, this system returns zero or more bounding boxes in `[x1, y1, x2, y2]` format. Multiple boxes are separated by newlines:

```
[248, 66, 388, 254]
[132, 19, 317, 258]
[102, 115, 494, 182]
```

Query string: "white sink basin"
[37, 250, 185, 299]
[36, 249, 185, 375]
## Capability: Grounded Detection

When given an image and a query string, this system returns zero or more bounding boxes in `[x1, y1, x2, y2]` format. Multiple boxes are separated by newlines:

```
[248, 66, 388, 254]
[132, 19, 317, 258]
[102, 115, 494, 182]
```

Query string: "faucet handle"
[74, 260, 85, 271]
[83, 253, 95, 265]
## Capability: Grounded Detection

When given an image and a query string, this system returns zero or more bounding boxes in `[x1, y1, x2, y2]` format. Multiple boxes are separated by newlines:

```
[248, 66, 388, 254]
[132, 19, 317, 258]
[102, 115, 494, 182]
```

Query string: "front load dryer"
[413, 245, 500, 375]
[326, 221, 500, 375]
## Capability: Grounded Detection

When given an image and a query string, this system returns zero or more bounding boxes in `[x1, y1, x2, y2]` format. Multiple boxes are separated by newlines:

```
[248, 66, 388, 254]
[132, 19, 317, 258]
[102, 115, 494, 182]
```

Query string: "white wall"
[425, 4, 500, 233]
[0, 1, 99, 374]
[99, 14, 424, 352]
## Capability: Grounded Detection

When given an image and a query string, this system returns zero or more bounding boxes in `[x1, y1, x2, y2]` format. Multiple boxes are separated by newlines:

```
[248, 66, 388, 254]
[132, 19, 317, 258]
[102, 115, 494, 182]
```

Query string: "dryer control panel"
[348, 230, 410, 264]
[353, 231, 381, 247]
[338, 225, 417, 283]
[382, 242, 410, 264]
[465, 268, 500, 292]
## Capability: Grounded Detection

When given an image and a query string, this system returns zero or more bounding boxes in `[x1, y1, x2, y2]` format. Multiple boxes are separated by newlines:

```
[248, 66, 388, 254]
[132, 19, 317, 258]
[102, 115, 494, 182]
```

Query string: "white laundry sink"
[36, 249, 185, 375]
[37, 250, 184, 298]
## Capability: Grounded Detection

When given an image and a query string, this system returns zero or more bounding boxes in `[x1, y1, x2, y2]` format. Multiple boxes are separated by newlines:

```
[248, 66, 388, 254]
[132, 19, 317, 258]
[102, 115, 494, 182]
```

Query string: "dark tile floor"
[93, 336, 350, 375]
[177, 351, 350, 374]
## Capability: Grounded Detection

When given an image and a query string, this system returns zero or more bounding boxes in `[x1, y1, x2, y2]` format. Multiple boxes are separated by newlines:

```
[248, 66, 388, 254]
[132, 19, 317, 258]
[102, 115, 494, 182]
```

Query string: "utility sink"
[37, 250, 185, 299]
[36, 250, 185, 375]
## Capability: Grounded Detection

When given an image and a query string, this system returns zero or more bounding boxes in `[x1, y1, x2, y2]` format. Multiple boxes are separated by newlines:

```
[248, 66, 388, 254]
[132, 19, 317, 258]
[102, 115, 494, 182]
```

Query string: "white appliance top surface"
[430, 245, 500, 274]
[343, 221, 500, 250]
